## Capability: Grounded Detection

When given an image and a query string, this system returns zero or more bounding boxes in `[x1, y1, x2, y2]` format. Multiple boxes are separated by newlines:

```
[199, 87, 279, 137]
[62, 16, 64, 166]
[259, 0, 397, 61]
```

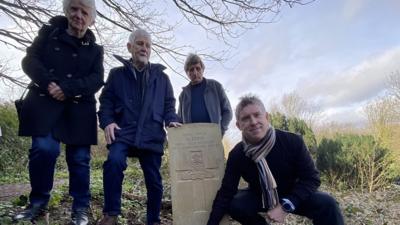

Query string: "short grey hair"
[129, 29, 152, 44]
[235, 94, 267, 120]
[184, 53, 205, 72]
[63, 0, 97, 21]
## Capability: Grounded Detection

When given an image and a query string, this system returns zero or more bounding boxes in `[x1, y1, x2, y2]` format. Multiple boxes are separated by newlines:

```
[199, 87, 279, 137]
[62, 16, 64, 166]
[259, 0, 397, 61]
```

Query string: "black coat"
[207, 129, 321, 225]
[18, 16, 104, 145]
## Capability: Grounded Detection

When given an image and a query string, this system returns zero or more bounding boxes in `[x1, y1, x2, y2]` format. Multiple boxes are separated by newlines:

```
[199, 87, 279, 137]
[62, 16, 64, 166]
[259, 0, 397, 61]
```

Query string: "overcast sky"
[167, 0, 400, 126]
[1, 0, 399, 128]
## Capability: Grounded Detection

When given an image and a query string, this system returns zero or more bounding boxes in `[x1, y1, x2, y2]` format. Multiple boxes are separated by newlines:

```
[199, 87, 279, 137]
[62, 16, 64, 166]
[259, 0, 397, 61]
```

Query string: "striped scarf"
[242, 124, 279, 209]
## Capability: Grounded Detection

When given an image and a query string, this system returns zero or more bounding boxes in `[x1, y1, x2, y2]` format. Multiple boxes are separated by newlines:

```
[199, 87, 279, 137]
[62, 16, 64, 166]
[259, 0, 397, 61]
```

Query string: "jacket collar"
[48, 15, 96, 43]
[113, 55, 167, 72]
[183, 77, 208, 90]
[113, 55, 167, 84]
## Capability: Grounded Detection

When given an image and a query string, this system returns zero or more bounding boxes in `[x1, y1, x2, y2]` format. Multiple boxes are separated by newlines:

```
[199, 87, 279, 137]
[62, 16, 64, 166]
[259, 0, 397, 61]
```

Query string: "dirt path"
[0, 180, 66, 201]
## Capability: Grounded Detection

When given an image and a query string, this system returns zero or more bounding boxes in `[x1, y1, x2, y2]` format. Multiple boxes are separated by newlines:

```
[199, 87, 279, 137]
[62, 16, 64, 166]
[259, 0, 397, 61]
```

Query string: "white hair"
[63, 0, 97, 21]
[128, 29, 152, 44]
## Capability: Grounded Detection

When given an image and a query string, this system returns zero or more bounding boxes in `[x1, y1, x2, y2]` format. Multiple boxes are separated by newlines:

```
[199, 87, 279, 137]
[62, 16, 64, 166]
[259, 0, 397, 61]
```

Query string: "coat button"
[52, 37, 58, 40]
[49, 68, 55, 73]
[72, 53, 78, 58]
[66, 74, 72, 78]
[54, 47, 60, 51]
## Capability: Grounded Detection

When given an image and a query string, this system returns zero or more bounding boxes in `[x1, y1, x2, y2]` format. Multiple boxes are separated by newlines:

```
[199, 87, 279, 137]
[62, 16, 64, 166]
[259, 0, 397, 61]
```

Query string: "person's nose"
[75, 10, 83, 19]
[249, 116, 257, 125]
[140, 46, 148, 53]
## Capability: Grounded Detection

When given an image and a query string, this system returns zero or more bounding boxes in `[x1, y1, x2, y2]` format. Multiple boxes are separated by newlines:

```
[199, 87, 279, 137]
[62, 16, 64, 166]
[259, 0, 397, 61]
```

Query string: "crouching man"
[207, 94, 344, 225]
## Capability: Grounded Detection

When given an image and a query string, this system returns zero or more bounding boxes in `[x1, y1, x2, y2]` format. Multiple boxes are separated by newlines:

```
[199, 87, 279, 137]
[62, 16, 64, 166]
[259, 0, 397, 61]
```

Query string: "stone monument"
[167, 123, 230, 225]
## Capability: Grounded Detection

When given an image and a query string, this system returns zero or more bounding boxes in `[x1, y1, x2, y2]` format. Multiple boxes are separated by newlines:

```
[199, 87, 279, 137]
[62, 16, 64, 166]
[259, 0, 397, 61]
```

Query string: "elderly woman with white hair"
[14, 0, 104, 224]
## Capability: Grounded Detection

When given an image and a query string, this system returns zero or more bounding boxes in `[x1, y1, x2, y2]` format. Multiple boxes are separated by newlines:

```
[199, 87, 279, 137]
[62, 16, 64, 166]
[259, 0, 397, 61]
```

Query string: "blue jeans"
[28, 134, 91, 210]
[103, 142, 162, 225]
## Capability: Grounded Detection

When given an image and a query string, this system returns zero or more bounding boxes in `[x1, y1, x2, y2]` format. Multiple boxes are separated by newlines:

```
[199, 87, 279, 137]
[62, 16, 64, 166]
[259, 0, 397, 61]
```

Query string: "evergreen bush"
[316, 134, 395, 192]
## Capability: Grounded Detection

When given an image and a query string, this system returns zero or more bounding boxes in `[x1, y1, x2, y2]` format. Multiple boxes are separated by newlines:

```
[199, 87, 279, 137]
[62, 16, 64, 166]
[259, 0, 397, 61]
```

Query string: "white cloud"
[321, 105, 366, 125]
[298, 47, 400, 109]
[223, 34, 289, 92]
[342, 0, 368, 20]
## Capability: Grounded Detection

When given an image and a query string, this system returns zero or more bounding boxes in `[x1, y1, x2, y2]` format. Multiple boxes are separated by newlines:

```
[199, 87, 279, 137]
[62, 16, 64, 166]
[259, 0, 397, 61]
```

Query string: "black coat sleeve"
[207, 149, 242, 225]
[58, 46, 104, 97]
[21, 25, 58, 91]
[286, 134, 321, 208]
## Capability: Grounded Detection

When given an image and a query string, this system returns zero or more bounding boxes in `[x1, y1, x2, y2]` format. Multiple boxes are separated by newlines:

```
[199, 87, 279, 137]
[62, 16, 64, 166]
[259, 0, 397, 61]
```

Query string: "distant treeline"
[1, 102, 399, 192]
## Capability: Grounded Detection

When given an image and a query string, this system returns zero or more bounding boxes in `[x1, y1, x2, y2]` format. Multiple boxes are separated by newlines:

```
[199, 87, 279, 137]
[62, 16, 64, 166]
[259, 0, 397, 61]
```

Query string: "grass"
[1, 151, 399, 225]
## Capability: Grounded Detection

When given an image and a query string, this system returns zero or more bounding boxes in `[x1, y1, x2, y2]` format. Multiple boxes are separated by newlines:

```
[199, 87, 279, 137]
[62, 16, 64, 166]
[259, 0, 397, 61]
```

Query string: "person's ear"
[89, 18, 95, 26]
[127, 43, 132, 53]
[236, 120, 242, 131]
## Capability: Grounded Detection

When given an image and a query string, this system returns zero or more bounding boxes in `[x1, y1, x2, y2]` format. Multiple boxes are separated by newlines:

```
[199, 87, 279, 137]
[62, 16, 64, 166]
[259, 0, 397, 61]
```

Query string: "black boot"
[69, 208, 90, 225]
[13, 204, 49, 223]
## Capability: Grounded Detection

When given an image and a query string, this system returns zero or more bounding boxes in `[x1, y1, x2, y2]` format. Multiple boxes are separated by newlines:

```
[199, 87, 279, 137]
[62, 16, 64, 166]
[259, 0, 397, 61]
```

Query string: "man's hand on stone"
[104, 123, 120, 144]
[168, 122, 182, 128]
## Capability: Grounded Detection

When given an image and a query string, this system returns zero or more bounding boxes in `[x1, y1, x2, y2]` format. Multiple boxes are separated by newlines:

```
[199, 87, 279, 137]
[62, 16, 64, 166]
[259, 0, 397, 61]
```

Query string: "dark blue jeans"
[29, 133, 91, 210]
[229, 189, 344, 225]
[103, 142, 163, 225]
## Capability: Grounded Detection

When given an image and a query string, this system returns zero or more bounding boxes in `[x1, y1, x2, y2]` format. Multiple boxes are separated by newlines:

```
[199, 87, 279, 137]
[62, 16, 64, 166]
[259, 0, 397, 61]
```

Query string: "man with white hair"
[97, 29, 181, 225]
[13, 0, 103, 224]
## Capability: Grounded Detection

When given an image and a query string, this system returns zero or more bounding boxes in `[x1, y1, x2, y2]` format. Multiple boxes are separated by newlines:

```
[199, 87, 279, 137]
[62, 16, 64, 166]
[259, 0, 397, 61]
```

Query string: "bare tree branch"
[0, 58, 28, 88]
[0, 0, 313, 87]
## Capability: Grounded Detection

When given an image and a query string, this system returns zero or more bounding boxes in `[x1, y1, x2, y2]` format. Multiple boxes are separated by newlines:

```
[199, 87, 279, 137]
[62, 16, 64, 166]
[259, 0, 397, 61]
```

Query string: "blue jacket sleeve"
[163, 75, 179, 125]
[98, 69, 117, 129]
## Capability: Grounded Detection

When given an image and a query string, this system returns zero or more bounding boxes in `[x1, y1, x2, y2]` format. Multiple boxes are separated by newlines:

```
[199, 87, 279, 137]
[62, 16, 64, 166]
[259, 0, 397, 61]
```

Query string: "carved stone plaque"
[168, 123, 230, 225]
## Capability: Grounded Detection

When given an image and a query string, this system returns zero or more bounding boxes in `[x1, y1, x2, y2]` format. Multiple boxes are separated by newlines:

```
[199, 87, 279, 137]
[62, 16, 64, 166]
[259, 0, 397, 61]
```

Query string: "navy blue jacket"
[98, 56, 178, 153]
[207, 129, 321, 225]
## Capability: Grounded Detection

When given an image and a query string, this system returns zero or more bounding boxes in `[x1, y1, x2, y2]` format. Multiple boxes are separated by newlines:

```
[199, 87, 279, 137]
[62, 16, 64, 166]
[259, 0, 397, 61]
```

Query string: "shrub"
[0, 102, 30, 183]
[270, 112, 317, 153]
[316, 134, 395, 192]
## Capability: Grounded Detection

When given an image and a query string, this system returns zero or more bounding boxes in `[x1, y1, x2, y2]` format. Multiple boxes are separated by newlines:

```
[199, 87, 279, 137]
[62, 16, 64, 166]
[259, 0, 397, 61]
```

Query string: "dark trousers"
[103, 142, 163, 225]
[229, 189, 344, 225]
[29, 133, 91, 210]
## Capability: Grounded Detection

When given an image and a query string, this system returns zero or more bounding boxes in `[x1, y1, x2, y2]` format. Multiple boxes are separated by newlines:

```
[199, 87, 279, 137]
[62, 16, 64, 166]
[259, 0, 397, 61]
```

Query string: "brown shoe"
[97, 215, 118, 225]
